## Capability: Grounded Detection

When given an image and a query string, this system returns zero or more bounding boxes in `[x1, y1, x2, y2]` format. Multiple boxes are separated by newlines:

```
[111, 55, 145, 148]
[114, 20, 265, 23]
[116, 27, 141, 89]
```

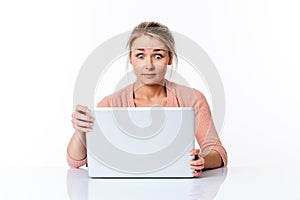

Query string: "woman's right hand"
[71, 105, 94, 134]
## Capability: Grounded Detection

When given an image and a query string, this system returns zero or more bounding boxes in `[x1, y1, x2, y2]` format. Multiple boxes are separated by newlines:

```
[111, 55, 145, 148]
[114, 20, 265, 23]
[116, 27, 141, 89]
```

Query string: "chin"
[140, 78, 164, 86]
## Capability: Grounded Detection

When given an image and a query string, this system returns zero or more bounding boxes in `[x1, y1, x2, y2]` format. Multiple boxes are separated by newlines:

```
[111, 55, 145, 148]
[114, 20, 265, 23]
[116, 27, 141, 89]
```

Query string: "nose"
[145, 56, 154, 69]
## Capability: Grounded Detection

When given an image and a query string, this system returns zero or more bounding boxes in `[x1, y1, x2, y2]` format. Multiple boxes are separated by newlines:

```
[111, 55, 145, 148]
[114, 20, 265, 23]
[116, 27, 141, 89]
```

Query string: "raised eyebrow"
[153, 49, 167, 52]
[132, 48, 168, 52]
[134, 48, 145, 51]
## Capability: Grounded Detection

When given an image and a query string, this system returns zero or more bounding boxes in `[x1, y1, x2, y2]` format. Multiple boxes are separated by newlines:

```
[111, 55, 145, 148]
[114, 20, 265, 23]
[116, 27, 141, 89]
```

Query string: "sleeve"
[193, 89, 228, 166]
[66, 152, 87, 168]
[97, 95, 112, 107]
[66, 95, 113, 168]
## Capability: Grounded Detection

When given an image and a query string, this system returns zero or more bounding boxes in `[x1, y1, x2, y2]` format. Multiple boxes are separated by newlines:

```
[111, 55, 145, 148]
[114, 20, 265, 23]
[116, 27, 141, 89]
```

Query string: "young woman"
[67, 22, 227, 177]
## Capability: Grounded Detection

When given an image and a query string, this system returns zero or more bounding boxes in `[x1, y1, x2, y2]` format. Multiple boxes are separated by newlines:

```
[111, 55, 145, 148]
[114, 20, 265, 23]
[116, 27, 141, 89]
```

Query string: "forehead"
[131, 35, 167, 50]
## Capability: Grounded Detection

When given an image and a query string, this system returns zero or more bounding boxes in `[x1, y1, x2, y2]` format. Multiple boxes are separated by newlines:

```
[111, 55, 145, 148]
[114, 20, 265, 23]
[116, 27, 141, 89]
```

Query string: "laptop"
[86, 107, 195, 178]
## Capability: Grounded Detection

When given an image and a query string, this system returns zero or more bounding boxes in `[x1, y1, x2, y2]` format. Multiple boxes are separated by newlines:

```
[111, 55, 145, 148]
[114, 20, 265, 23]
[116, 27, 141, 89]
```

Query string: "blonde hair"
[126, 22, 178, 73]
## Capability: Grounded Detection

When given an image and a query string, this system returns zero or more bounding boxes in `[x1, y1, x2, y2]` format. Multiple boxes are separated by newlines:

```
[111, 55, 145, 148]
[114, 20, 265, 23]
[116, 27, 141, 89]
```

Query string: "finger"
[72, 118, 94, 128]
[73, 112, 94, 122]
[76, 105, 90, 114]
[72, 119, 93, 131]
[190, 158, 205, 166]
[189, 149, 200, 156]
[73, 124, 93, 133]
[192, 170, 202, 177]
[190, 164, 205, 171]
[72, 123, 84, 134]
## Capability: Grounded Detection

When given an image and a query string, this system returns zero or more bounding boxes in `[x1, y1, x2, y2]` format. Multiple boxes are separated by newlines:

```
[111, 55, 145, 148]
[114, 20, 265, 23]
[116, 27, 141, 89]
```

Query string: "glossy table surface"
[0, 167, 299, 200]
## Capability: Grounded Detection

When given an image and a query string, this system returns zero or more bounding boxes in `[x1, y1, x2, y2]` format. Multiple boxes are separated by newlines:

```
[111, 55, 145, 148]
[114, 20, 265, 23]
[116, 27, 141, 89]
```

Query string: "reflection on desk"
[67, 167, 228, 200]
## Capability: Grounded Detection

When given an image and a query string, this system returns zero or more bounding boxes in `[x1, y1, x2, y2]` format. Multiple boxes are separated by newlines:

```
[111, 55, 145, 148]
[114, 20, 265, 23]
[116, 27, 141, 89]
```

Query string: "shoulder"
[97, 95, 112, 107]
[167, 80, 203, 94]
[166, 80, 206, 106]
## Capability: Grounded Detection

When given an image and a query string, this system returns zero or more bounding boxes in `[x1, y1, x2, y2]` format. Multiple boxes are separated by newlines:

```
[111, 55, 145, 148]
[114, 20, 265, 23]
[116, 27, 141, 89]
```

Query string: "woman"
[67, 22, 227, 177]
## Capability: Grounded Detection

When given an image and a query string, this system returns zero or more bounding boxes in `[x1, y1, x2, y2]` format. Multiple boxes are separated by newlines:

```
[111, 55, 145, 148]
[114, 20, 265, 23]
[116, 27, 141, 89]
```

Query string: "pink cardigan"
[67, 80, 227, 168]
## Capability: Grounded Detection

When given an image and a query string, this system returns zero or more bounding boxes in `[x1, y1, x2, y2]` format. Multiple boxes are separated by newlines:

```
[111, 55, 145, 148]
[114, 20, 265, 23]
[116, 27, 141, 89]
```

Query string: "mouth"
[142, 73, 156, 78]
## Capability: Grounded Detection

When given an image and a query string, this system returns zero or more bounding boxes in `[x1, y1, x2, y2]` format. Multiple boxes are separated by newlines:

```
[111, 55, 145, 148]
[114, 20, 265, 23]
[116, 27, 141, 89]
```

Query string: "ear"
[129, 52, 133, 64]
[168, 55, 173, 65]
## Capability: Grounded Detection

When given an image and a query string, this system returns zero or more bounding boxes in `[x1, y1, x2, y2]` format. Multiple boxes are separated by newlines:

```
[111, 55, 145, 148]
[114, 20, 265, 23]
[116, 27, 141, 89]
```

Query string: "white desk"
[0, 167, 299, 199]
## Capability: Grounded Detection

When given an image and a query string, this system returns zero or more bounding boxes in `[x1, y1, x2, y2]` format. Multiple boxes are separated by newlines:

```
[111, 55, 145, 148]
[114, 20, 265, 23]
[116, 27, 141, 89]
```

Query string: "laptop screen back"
[86, 107, 195, 178]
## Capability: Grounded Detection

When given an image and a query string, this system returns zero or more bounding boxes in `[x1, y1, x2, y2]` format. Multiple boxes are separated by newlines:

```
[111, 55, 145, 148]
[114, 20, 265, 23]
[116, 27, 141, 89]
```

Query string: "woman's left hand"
[189, 149, 205, 177]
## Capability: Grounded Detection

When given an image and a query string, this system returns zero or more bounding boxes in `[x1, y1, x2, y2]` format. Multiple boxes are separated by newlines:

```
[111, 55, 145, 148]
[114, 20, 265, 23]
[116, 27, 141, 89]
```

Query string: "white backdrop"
[0, 0, 299, 168]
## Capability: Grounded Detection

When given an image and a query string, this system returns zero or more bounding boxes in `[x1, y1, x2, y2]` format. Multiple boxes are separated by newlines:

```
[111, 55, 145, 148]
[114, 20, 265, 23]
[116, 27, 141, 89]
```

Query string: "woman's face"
[130, 35, 172, 86]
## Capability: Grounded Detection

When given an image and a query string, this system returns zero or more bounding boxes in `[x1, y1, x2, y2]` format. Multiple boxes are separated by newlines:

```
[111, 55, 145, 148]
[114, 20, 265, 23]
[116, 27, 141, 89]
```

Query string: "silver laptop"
[86, 107, 195, 178]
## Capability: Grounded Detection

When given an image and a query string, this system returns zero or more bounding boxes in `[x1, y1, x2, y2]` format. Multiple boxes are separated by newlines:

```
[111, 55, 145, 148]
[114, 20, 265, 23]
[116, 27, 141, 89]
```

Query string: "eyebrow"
[133, 48, 167, 52]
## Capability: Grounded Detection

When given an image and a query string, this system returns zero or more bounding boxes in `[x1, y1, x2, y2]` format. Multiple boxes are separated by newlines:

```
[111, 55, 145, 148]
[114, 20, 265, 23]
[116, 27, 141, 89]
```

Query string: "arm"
[194, 90, 228, 169]
[203, 149, 223, 169]
[67, 131, 87, 162]
[189, 148, 223, 176]
[67, 105, 94, 168]
[67, 96, 112, 168]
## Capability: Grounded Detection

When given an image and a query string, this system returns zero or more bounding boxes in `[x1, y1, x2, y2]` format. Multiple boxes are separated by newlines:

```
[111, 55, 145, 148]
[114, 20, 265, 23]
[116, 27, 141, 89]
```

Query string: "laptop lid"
[86, 107, 195, 178]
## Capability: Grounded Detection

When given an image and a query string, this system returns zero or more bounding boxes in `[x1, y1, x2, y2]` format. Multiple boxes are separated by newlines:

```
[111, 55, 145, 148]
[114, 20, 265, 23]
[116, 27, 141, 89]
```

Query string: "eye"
[136, 54, 144, 59]
[154, 54, 163, 59]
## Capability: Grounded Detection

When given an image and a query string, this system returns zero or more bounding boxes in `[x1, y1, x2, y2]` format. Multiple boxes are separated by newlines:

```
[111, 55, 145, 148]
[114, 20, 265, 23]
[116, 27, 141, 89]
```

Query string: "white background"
[0, 0, 299, 169]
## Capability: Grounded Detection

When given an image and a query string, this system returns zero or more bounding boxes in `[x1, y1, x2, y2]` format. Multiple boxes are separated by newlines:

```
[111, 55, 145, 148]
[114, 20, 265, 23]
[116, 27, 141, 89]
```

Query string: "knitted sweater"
[67, 80, 227, 168]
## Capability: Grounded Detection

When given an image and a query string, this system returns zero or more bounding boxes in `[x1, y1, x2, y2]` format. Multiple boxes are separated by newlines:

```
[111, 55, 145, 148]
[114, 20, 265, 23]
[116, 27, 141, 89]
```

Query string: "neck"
[133, 80, 166, 100]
